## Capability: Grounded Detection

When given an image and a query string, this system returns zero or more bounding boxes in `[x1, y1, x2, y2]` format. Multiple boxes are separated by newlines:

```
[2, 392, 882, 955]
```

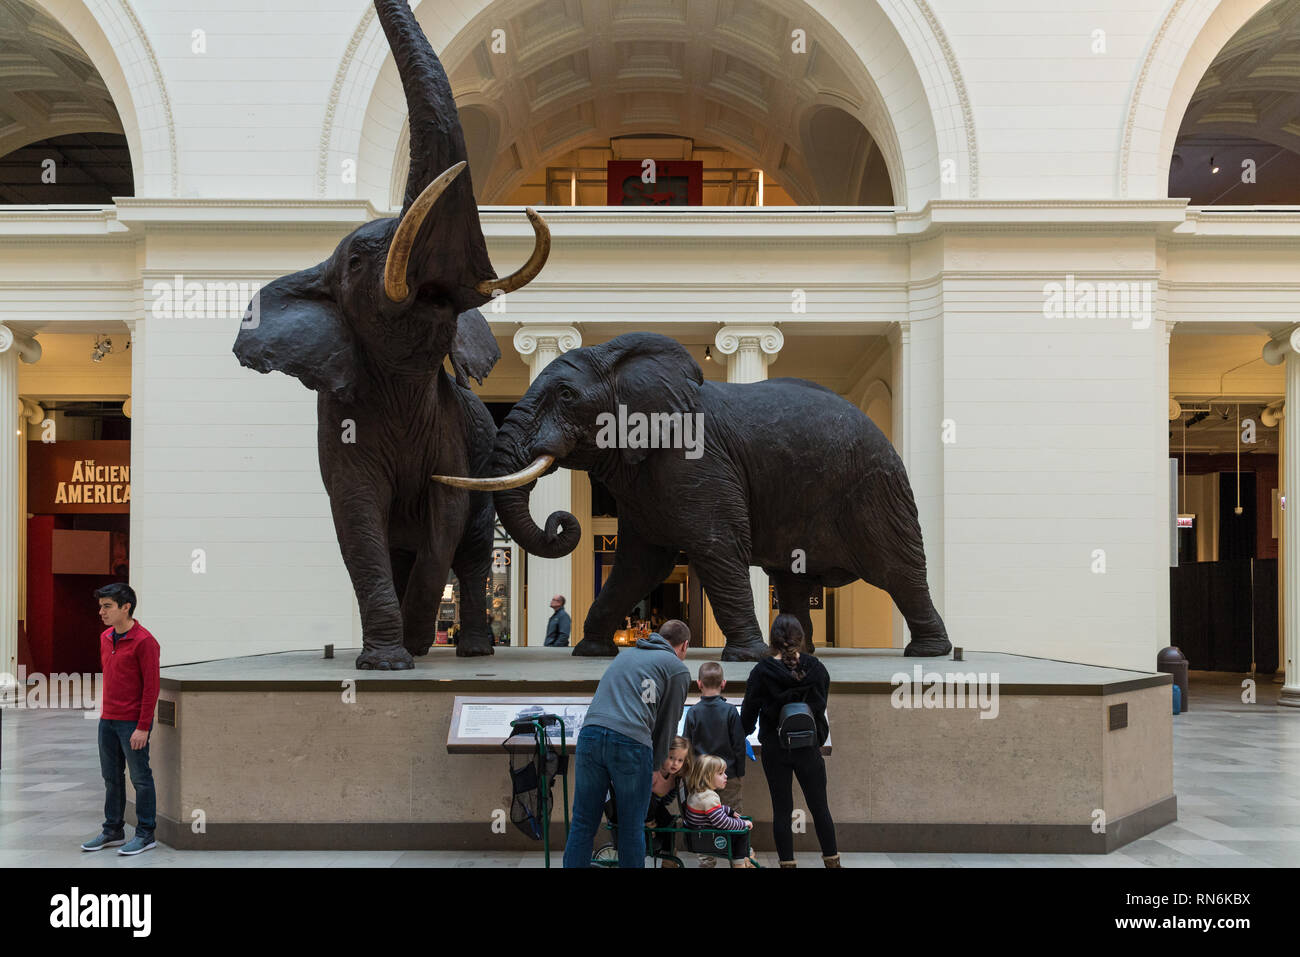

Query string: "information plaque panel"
[447, 696, 829, 754]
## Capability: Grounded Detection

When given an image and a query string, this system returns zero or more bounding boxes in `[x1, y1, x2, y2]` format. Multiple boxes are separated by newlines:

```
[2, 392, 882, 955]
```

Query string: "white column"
[1262, 329, 1300, 706]
[514, 325, 581, 647]
[0, 324, 41, 681]
[714, 325, 783, 640]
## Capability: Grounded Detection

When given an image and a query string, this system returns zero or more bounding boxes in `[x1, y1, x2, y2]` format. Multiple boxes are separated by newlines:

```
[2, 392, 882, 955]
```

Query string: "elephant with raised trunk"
[435, 333, 951, 661]
[232, 0, 551, 669]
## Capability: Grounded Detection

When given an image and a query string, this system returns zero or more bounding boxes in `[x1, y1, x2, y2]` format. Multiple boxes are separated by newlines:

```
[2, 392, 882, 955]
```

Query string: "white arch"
[29, 0, 178, 196]
[319, 0, 978, 210]
[1118, 0, 1274, 199]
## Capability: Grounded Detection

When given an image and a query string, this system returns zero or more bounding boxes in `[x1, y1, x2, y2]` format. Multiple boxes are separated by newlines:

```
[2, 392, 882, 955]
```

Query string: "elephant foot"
[721, 639, 768, 662]
[903, 635, 953, 657]
[455, 638, 494, 658]
[572, 637, 619, 657]
[404, 638, 434, 657]
[355, 645, 415, 670]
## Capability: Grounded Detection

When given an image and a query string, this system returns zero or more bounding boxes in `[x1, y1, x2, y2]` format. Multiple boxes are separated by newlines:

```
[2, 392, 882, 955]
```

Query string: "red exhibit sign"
[27, 440, 131, 514]
[606, 160, 703, 206]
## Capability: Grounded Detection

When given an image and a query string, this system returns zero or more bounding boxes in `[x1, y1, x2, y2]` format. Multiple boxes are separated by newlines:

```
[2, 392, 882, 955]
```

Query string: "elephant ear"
[450, 307, 500, 387]
[600, 333, 704, 465]
[232, 263, 358, 402]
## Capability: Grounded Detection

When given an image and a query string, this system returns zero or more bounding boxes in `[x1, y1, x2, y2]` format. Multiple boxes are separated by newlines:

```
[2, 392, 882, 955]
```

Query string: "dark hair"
[658, 619, 691, 647]
[94, 582, 137, 617]
[769, 613, 805, 679]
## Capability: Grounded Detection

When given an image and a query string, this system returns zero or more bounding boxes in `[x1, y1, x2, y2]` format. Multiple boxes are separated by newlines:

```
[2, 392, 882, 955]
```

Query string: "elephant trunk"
[490, 418, 581, 559]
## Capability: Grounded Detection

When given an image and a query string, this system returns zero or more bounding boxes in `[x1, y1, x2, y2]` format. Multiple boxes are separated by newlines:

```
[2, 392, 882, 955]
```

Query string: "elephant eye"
[348, 254, 363, 271]
[558, 387, 576, 402]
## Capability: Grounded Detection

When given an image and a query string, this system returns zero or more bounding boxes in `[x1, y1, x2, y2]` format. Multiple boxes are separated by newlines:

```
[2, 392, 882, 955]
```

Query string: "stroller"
[503, 713, 570, 867]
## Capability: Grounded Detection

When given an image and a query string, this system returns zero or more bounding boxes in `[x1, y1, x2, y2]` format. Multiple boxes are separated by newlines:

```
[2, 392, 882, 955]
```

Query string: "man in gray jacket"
[562, 620, 691, 868]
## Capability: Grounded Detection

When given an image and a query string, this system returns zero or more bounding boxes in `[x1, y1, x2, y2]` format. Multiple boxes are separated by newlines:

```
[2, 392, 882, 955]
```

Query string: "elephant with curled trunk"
[436, 333, 951, 661]
[231, 0, 550, 669]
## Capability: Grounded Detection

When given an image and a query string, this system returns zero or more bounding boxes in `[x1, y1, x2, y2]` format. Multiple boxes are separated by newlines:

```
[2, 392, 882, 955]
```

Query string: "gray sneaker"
[117, 834, 157, 856]
[81, 831, 126, 852]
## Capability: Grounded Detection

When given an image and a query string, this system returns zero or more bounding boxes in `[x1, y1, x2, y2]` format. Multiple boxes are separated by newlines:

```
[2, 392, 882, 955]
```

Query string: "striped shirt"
[684, 790, 747, 832]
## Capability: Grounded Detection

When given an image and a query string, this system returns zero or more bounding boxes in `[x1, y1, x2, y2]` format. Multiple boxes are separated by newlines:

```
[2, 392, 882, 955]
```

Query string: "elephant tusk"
[383, 161, 467, 303]
[476, 208, 550, 298]
[431, 454, 554, 491]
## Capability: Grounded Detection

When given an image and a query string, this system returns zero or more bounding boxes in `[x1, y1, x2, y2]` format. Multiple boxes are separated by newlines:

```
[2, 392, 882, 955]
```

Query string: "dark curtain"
[1169, 558, 1259, 672]
[1218, 471, 1256, 559]
[1253, 558, 1279, 674]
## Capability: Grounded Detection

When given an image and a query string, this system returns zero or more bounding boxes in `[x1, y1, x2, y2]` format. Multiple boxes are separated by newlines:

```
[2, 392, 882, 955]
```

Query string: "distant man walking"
[80, 584, 160, 856]
[562, 619, 691, 868]
[543, 594, 571, 647]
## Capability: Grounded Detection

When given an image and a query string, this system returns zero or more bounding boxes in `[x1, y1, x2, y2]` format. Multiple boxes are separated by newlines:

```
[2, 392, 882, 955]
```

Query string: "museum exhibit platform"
[138, 647, 1176, 854]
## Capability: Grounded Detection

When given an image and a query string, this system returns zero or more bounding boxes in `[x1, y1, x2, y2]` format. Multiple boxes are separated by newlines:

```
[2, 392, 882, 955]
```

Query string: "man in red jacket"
[80, 583, 160, 856]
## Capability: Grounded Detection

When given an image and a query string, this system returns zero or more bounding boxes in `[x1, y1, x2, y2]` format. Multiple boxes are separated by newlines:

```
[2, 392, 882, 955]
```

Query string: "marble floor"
[1, 671, 1296, 868]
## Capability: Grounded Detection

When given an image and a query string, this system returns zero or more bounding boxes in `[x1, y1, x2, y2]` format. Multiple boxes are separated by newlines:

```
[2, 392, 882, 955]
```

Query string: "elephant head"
[433, 333, 704, 557]
[232, 0, 549, 398]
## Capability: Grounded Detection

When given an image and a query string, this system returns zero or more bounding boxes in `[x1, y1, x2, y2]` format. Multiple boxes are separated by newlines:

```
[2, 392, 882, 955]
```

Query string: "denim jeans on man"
[99, 718, 155, 837]
[562, 725, 653, 868]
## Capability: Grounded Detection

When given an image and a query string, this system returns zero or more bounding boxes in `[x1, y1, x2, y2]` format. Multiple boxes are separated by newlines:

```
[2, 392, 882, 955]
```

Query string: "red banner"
[27, 440, 131, 514]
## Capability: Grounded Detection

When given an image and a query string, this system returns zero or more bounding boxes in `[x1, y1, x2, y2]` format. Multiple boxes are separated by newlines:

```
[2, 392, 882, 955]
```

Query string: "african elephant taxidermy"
[232, 0, 550, 669]
[434, 332, 951, 662]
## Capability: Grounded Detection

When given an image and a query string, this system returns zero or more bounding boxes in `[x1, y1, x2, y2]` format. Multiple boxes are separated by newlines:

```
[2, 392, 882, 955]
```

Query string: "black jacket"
[740, 654, 830, 748]
[683, 694, 747, 777]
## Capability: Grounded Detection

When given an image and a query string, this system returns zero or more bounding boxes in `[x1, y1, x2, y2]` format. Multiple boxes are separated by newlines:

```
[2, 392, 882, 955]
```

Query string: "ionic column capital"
[0, 324, 41, 363]
[714, 325, 783, 359]
[513, 324, 582, 359]
[1263, 325, 1300, 366]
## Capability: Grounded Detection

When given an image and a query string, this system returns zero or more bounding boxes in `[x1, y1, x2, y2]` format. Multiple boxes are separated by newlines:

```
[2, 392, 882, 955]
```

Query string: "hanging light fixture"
[1210, 155, 1220, 174]
[1234, 403, 1243, 516]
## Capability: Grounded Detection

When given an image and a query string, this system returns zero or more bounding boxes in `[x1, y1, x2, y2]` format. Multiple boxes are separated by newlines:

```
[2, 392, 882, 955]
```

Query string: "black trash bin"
[1157, 646, 1189, 713]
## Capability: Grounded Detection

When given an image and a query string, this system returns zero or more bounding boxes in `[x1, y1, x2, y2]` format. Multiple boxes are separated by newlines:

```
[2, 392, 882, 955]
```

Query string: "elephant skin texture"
[231, 1, 547, 669]
[486, 333, 951, 661]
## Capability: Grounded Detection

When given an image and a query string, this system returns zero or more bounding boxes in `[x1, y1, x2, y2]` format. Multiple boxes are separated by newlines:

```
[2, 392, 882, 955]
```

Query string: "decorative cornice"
[117, 0, 179, 197]
[1118, 0, 1187, 199]
[912, 0, 979, 199]
[317, 4, 377, 198]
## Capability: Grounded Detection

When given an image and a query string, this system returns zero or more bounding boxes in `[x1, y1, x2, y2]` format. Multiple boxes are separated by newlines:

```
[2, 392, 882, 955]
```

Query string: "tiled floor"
[1, 672, 1296, 867]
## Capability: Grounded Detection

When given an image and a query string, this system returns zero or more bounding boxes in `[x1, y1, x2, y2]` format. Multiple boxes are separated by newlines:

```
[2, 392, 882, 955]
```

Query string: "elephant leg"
[451, 502, 495, 658]
[399, 546, 452, 658]
[769, 572, 816, 655]
[855, 557, 951, 658]
[692, 552, 767, 662]
[575, 533, 676, 657]
[326, 483, 413, 670]
[390, 547, 416, 606]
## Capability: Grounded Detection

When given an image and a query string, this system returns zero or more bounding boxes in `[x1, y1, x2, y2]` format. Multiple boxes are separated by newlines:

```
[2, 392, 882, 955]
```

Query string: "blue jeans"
[99, 719, 155, 838]
[562, 725, 652, 868]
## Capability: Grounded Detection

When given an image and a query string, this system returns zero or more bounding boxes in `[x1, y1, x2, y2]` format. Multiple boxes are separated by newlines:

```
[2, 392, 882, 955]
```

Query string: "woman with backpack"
[740, 613, 839, 868]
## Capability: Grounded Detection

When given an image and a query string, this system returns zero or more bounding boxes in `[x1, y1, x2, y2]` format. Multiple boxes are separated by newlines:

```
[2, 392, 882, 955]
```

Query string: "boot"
[779, 860, 797, 869]
[730, 856, 757, 868]
[823, 854, 841, 868]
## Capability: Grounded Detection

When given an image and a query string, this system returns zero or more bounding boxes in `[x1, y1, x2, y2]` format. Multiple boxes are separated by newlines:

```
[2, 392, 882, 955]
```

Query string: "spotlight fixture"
[91, 335, 113, 363]
[704, 345, 713, 362]
[1210, 155, 1220, 174]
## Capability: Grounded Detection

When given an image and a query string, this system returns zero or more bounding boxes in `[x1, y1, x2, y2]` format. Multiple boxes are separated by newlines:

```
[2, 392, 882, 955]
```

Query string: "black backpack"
[777, 685, 818, 749]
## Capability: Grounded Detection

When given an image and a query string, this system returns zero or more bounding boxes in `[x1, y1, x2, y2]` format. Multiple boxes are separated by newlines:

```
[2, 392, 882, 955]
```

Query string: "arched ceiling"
[427, 0, 894, 205]
[0, 0, 123, 161]
[1177, 0, 1300, 155]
